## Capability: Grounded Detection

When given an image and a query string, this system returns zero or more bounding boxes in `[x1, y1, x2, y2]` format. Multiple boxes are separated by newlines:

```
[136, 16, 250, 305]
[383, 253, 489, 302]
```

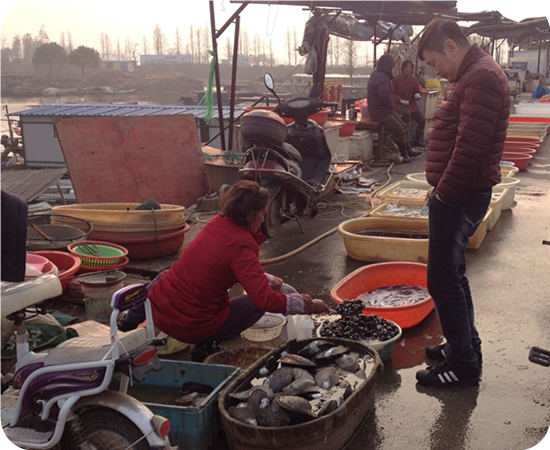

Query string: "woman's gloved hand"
[400, 99, 410, 105]
[414, 93, 422, 100]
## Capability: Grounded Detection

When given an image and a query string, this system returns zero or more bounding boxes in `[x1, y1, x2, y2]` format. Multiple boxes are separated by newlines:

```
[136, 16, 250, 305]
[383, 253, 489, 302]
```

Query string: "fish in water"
[356, 284, 429, 307]
[228, 406, 258, 426]
[264, 367, 295, 393]
[175, 392, 198, 406]
[314, 345, 349, 360]
[181, 381, 213, 396]
[275, 395, 316, 418]
[298, 340, 334, 357]
[314, 366, 340, 389]
[229, 385, 273, 401]
[279, 353, 317, 367]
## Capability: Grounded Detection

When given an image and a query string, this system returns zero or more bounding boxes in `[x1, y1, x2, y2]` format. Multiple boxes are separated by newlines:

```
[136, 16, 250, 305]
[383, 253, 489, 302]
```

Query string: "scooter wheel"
[59, 408, 149, 450]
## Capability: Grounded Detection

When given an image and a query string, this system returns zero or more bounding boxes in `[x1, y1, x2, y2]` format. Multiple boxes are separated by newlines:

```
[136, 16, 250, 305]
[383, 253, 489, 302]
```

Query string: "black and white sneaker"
[425, 344, 483, 367]
[416, 361, 480, 387]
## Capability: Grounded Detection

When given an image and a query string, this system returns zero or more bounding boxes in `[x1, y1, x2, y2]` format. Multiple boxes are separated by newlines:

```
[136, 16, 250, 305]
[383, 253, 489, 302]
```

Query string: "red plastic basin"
[34, 250, 81, 292]
[338, 121, 357, 137]
[503, 146, 536, 155]
[242, 107, 331, 126]
[330, 262, 434, 329]
[505, 137, 542, 150]
[102, 224, 190, 260]
[501, 152, 533, 171]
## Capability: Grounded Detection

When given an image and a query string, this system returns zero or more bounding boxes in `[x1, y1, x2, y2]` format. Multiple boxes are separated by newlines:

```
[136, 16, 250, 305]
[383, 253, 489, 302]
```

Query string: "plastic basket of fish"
[368, 200, 428, 221]
[316, 306, 402, 361]
[330, 262, 434, 329]
[375, 180, 431, 203]
[219, 338, 383, 450]
[115, 360, 239, 450]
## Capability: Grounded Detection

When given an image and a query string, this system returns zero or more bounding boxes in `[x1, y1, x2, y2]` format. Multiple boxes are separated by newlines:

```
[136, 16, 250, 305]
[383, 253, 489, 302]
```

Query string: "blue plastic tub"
[123, 359, 239, 450]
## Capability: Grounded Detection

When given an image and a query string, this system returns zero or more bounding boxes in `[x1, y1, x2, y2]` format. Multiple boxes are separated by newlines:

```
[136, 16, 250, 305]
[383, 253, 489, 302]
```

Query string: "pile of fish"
[388, 187, 427, 198]
[382, 203, 428, 218]
[226, 340, 373, 427]
[319, 309, 400, 342]
[355, 284, 429, 307]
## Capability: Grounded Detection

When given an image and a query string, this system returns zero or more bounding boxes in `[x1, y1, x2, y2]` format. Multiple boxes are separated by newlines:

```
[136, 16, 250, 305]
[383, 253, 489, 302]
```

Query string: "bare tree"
[59, 31, 66, 50]
[124, 36, 138, 60]
[99, 31, 112, 60]
[153, 24, 168, 55]
[224, 36, 232, 61]
[67, 31, 73, 53]
[201, 26, 211, 62]
[240, 29, 250, 65]
[343, 39, 359, 78]
[333, 37, 341, 67]
[22, 33, 35, 63]
[11, 35, 22, 61]
[195, 27, 202, 63]
[142, 34, 150, 55]
[188, 25, 195, 63]
[174, 27, 183, 55]
[268, 38, 274, 67]
[252, 33, 260, 66]
[116, 37, 122, 60]
[285, 27, 292, 66]
[293, 26, 298, 65]
[37, 25, 50, 44]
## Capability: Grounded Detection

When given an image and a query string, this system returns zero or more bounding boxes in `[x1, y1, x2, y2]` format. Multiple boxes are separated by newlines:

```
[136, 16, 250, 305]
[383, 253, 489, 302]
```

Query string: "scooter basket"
[241, 110, 288, 146]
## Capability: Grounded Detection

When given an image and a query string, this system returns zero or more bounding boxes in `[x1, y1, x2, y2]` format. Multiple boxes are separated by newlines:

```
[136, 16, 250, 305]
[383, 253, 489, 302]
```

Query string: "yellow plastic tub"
[467, 207, 492, 250]
[404, 172, 427, 183]
[376, 180, 431, 203]
[338, 217, 429, 263]
[497, 178, 520, 210]
[488, 187, 508, 230]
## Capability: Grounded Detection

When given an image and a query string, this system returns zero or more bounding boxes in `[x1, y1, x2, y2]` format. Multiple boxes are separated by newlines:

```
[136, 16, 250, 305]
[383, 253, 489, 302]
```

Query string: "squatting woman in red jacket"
[119, 180, 329, 361]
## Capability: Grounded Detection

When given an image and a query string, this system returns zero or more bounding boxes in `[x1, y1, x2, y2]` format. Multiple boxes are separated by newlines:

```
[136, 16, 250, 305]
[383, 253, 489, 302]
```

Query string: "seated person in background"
[118, 180, 329, 361]
[367, 54, 421, 163]
[392, 59, 426, 148]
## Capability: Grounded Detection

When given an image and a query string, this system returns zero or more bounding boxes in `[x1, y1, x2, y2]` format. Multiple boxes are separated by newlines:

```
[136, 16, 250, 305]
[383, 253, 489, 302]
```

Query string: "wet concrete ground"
[257, 135, 550, 450]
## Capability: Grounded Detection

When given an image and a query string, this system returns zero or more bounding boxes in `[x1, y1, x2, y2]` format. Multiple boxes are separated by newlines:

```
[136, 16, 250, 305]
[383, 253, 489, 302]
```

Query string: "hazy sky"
[2, 0, 549, 61]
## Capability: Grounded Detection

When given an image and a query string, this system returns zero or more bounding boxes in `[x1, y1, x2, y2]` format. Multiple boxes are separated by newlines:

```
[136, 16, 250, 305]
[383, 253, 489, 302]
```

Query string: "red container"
[338, 121, 357, 137]
[33, 250, 81, 292]
[503, 146, 536, 155]
[501, 152, 533, 171]
[509, 116, 550, 134]
[102, 224, 190, 260]
[330, 262, 434, 329]
[505, 137, 542, 150]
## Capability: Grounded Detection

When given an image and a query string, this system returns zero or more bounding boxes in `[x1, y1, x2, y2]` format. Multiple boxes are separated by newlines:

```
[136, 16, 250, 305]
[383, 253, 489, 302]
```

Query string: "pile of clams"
[226, 339, 374, 427]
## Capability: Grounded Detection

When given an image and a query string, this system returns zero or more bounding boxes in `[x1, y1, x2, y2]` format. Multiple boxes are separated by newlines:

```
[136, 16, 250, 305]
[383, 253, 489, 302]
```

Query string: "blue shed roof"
[10, 103, 245, 120]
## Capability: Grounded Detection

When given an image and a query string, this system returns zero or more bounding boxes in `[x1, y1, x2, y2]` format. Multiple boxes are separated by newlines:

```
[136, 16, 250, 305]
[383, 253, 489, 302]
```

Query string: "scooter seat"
[43, 327, 148, 366]
[1, 275, 62, 318]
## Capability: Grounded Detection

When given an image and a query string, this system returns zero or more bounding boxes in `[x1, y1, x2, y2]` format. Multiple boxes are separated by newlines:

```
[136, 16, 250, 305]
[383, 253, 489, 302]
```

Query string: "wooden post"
[209, 0, 226, 150]
[228, 16, 240, 151]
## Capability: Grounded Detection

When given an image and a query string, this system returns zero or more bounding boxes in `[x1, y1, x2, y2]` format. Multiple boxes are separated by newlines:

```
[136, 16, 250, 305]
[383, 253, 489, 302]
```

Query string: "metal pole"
[209, 0, 226, 150]
[373, 22, 378, 67]
[228, 16, 240, 151]
[537, 37, 542, 74]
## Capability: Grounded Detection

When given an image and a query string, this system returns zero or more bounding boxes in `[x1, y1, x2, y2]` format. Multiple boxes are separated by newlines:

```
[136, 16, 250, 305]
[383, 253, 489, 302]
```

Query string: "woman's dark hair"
[401, 59, 414, 73]
[418, 19, 470, 61]
[219, 180, 269, 228]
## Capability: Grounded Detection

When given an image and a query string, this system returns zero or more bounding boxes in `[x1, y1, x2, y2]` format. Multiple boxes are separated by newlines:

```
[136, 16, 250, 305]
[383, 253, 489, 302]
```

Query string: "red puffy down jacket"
[426, 44, 510, 204]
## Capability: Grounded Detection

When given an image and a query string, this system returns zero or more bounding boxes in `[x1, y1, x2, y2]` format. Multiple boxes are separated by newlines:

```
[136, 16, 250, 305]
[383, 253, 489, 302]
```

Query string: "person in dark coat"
[415, 19, 510, 388]
[367, 54, 421, 162]
[392, 59, 426, 148]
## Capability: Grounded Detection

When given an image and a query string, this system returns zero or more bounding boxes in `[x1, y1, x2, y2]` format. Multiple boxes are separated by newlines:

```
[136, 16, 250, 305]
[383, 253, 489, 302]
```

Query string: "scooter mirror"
[264, 73, 275, 90]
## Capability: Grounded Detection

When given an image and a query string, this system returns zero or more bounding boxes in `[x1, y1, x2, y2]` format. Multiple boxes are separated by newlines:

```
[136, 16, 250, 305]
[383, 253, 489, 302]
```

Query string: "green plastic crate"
[125, 360, 239, 450]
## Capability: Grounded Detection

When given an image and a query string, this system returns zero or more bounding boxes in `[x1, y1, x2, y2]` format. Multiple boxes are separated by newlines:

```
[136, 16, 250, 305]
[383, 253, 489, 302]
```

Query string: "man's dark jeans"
[427, 188, 492, 369]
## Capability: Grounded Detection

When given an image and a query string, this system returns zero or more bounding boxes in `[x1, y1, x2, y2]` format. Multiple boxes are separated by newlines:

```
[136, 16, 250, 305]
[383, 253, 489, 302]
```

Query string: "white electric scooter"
[1, 275, 177, 450]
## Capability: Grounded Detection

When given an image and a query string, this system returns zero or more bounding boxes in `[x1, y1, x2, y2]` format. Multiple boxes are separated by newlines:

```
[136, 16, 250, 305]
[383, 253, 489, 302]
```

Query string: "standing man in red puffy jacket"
[415, 19, 510, 387]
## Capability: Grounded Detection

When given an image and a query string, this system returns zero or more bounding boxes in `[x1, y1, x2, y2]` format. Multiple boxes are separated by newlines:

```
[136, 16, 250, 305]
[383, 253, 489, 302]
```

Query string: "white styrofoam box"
[323, 124, 340, 157]
[335, 136, 350, 160]
[515, 102, 550, 116]
[348, 130, 373, 160]
[417, 90, 440, 119]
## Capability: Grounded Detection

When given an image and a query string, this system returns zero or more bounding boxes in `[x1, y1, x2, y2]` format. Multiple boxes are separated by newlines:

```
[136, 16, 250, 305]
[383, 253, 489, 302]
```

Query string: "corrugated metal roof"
[9, 103, 245, 120]
[1, 168, 66, 203]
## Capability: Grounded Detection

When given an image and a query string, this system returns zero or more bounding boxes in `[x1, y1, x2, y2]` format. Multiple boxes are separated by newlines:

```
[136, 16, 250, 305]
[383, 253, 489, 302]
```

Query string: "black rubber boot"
[408, 146, 422, 157]
[398, 142, 411, 163]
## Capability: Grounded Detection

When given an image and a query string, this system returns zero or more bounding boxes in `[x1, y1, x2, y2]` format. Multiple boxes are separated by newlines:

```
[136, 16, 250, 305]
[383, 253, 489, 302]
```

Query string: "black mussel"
[264, 367, 295, 393]
[279, 353, 317, 367]
[228, 406, 258, 426]
[314, 366, 340, 389]
[275, 395, 316, 417]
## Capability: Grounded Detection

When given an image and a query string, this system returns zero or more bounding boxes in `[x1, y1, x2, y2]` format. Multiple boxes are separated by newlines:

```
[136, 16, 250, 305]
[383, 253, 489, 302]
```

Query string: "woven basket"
[241, 314, 286, 342]
[67, 240, 128, 269]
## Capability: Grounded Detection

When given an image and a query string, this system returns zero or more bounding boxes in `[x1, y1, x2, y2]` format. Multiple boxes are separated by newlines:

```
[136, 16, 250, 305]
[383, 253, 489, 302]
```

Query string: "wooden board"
[55, 115, 209, 207]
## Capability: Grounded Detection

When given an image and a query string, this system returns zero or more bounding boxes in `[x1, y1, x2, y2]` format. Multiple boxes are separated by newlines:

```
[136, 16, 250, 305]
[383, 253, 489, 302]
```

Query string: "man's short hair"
[418, 19, 470, 61]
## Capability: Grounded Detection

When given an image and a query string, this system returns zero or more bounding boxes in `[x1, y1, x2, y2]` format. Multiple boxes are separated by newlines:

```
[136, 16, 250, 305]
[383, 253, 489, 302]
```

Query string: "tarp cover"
[54, 115, 209, 207]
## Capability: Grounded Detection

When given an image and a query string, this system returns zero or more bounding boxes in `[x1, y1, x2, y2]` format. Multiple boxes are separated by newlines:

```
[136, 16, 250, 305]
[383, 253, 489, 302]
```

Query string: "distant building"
[140, 54, 192, 65]
[100, 60, 137, 72]
[237, 56, 247, 66]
